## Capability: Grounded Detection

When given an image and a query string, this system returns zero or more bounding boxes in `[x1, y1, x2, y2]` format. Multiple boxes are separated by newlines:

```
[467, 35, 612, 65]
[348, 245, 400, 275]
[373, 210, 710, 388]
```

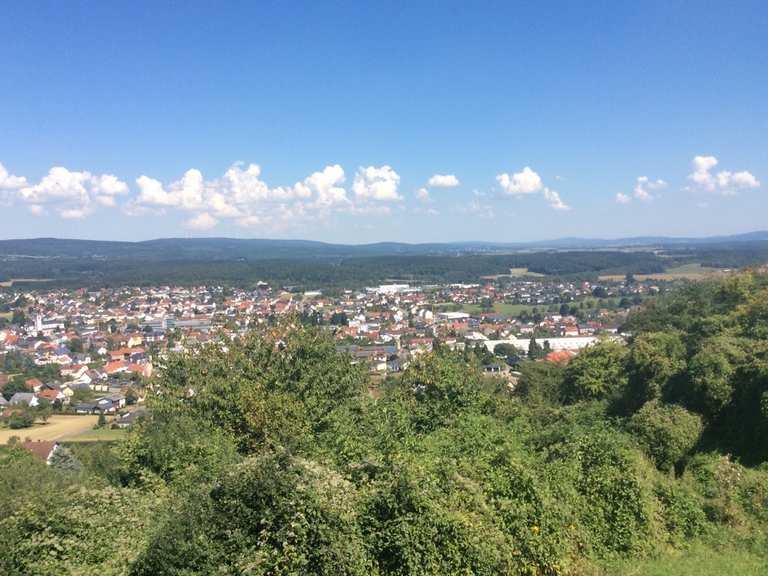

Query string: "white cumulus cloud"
[129, 162, 396, 231]
[186, 212, 218, 231]
[543, 187, 570, 211]
[11, 165, 128, 218]
[0, 162, 27, 191]
[615, 192, 631, 204]
[415, 187, 431, 203]
[496, 166, 543, 195]
[427, 174, 459, 188]
[496, 166, 569, 210]
[353, 165, 402, 201]
[687, 155, 760, 196]
[633, 176, 666, 201]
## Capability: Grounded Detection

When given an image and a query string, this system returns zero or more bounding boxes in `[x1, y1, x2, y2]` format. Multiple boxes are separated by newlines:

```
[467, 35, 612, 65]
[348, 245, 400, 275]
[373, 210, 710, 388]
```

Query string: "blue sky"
[1, 1, 766, 243]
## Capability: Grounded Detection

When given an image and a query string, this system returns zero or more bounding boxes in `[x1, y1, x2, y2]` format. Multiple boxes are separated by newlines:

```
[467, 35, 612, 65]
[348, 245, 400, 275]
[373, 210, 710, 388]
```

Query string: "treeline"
[1, 250, 668, 288]
[1, 273, 767, 575]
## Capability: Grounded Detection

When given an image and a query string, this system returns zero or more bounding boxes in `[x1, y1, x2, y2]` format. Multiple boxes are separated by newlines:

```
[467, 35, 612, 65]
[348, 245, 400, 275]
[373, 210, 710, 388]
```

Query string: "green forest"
[2, 273, 768, 575]
[2, 242, 768, 288]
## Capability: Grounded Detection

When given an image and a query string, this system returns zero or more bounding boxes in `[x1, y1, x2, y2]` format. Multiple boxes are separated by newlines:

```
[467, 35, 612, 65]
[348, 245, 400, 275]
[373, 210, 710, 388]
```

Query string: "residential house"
[19, 440, 61, 464]
[9, 392, 39, 407]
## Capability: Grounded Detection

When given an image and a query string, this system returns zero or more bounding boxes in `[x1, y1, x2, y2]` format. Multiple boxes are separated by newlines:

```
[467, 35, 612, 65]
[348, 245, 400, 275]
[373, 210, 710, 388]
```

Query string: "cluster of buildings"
[0, 275, 655, 411]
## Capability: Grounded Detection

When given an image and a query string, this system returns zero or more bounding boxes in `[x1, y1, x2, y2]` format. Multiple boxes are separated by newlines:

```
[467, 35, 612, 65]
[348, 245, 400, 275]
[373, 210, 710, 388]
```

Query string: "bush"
[561, 340, 628, 403]
[8, 412, 34, 429]
[629, 401, 703, 472]
[654, 483, 707, 545]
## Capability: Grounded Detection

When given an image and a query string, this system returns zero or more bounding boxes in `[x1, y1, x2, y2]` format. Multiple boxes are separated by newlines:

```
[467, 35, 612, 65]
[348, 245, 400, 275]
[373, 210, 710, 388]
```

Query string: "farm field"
[481, 267, 546, 280]
[0, 278, 52, 288]
[599, 263, 726, 282]
[0, 415, 99, 443]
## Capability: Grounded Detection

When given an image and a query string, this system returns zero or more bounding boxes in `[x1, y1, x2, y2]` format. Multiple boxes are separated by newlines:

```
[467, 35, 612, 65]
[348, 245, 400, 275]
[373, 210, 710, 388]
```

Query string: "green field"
[601, 543, 767, 576]
[65, 427, 127, 442]
[600, 263, 725, 282]
[436, 297, 633, 317]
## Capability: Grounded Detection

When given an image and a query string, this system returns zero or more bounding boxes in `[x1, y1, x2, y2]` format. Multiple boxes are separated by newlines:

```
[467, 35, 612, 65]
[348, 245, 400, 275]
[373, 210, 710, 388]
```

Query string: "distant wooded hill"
[0, 234, 766, 288]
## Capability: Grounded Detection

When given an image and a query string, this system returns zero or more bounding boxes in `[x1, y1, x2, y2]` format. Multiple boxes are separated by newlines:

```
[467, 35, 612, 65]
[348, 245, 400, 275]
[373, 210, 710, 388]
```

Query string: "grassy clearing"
[66, 427, 127, 442]
[0, 415, 99, 443]
[482, 267, 546, 280]
[599, 263, 726, 282]
[599, 543, 768, 576]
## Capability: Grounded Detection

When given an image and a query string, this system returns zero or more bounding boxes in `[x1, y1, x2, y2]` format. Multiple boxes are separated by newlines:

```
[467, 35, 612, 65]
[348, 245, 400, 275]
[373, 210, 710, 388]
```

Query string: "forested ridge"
[2, 242, 768, 288]
[2, 273, 768, 575]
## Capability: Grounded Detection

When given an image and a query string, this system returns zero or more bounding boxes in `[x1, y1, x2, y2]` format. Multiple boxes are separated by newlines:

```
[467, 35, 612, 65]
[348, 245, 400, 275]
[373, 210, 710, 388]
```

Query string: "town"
[0, 271, 662, 440]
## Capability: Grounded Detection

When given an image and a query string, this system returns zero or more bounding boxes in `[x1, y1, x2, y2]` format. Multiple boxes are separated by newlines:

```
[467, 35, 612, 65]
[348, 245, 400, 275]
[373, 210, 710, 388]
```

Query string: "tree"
[2, 378, 28, 401]
[11, 309, 26, 326]
[619, 297, 632, 309]
[71, 387, 95, 404]
[36, 399, 52, 423]
[48, 446, 83, 473]
[528, 337, 543, 360]
[592, 286, 609, 299]
[9, 412, 35, 429]
[628, 401, 703, 472]
[124, 386, 139, 405]
[561, 340, 628, 403]
[398, 349, 482, 432]
[684, 336, 745, 417]
[623, 332, 686, 411]
[330, 311, 348, 326]
[493, 343, 519, 358]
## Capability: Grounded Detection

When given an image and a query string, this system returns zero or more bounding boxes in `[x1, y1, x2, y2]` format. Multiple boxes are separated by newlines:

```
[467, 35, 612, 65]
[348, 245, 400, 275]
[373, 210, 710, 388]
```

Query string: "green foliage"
[0, 485, 163, 576]
[623, 332, 687, 411]
[133, 451, 371, 576]
[653, 482, 708, 545]
[48, 445, 83, 473]
[561, 340, 628, 403]
[120, 414, 239, 485]
[150, 321, 368, 453]
[628, 401, 703, 472]
[8, 411, 35, 429]
[70, 387, 94, 404]
[684, 337, 745, 417]
[3, 277, 768, 574]
[2, 378, 28, 401]
[397, 348, 482, 432]
[516, 360, 565, 405]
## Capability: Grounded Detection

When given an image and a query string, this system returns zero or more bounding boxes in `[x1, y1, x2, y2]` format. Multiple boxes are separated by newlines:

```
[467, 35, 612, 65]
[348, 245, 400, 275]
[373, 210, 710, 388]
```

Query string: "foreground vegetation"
[1, 272, 767, 575]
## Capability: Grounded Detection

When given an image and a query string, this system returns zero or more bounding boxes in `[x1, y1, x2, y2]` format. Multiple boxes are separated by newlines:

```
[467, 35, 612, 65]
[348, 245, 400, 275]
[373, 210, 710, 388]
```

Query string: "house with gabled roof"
[20, 440, 61, 464]
[9, 392, 39, 407]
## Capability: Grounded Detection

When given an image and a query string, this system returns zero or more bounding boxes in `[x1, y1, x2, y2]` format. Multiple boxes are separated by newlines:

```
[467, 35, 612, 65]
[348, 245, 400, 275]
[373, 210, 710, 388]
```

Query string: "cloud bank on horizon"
[0, 156, 761, 233]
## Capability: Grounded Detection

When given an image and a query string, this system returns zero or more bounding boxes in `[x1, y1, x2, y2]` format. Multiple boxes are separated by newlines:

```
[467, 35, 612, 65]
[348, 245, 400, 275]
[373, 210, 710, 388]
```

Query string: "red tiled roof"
[19, 440, 58, 461]
[545, 350, 574, 364]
